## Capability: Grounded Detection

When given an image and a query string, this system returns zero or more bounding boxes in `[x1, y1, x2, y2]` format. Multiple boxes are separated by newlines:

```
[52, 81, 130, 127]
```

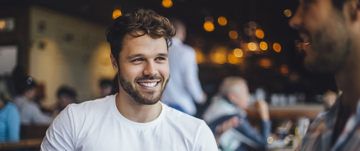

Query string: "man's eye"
[131, 58, 144, 62]
[156, 57, 166, 61]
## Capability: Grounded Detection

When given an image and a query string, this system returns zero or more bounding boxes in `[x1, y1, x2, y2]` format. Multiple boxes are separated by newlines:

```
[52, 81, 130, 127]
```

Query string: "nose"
[143, 61, 158, 76]
[289, 6, 303, 30]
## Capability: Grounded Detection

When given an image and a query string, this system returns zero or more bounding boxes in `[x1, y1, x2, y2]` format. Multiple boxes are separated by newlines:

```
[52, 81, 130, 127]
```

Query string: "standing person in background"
[41, 9, 217, 151]
[0, 91, 20, 142]
[161, 18, 207, 116]
[99, 79, 113, 98]
[14, 77, 53, 125]
[203, 76, 271, 151]
[290, 0, 360, 150]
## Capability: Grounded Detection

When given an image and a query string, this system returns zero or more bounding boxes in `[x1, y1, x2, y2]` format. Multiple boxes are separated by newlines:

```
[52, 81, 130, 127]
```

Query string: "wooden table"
[247, 104, 324, 121]
[0, 138, 43, 150]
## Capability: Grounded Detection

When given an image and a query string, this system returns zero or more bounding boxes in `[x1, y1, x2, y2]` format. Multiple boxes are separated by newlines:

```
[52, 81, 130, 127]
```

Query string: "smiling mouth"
[137, 82, 159, 88]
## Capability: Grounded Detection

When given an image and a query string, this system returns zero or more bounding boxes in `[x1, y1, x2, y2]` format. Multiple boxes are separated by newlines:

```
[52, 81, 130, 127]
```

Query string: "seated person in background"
[14, 77, 53, 125]
[99, 79, 112, 98]
[203, 76, 271, 151]
[0, 92, 20, 142]
[55, 86, 77, 115]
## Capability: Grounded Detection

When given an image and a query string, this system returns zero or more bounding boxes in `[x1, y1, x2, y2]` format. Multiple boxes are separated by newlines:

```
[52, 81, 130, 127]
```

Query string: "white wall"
[0, 45, 17, 75]
[29, 6, 116, 105]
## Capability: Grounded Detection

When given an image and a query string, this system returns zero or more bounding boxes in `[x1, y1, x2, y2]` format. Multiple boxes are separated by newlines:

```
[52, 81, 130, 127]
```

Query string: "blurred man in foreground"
[161, 18, 206, 116]
[41, 9, 217, 151]
[203, 76, 271, 151]
[290, 0, 360, 150]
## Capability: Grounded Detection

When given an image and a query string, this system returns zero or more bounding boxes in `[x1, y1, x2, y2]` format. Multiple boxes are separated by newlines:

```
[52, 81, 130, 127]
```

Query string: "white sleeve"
[41, 105, 76, 151]
[26, 104, 53, 125]
[193, 121, 218, 151]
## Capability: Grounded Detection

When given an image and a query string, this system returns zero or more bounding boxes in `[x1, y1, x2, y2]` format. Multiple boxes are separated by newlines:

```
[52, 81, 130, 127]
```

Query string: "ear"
[110, 53, 119, 72]
[227, 92, 236, 104]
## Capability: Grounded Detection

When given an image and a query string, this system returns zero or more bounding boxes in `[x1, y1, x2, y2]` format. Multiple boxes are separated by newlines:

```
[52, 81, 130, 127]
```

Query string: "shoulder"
[162, 104, 209, 131]
[162, 105, 217, 150]
[64, 95, 114, 116]
[3, 103, 19, 115]
[5, 102, 18, 110]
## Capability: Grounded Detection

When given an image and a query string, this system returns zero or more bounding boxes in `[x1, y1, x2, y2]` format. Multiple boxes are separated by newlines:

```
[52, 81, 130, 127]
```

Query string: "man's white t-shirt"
[41, 95, 218, 151]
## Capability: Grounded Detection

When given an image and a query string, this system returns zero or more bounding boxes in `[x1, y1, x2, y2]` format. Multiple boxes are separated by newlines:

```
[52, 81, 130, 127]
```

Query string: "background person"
[203, 76, 271, 151]
[161, 18, 207, 116]
[0, 91, 20, 142]
[13, 77, 53, 125]
[99, 79, 112, 98]
[290, 0, 360, 150]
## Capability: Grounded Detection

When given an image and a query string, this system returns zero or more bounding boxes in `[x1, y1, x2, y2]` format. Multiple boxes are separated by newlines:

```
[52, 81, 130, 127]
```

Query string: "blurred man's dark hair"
[332, 0, 349, 11]
[56, 86, 77, 100]
[17, 77, 37, 95]
[99, 79, 112, 88]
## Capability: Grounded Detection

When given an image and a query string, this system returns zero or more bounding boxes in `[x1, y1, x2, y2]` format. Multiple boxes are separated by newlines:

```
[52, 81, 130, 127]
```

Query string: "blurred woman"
[0, 92, 20, 142]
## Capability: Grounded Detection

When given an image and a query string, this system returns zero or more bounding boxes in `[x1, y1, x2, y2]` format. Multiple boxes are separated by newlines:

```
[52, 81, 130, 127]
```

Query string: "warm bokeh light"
[217, 16, 227, 26]
[229, 30, 238, 39]
[204, 21, 215, 32]
[284, 9, 292, 17]
[248, 42, 257, 51]
[280, 64, 289, 76]
[0, 21, 5, 30]
[213, 53, 226, 64]
[228, 53, 238, 64]
[273, 42, 282, 53]
[194, 48, 205, 64]
[267, 137, 274, 144]
[259, 58, 272, 68]
[162, 0, 173, 8]
[210, 47, 227, 64]
[260, 41, 268, 50]
[112, 9, 122, 19]
[255, 29, 265, 39]
[233, 48, 243, 57]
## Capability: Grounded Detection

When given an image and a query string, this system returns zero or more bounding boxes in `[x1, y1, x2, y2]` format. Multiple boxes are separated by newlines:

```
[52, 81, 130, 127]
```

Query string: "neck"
[335, 58, 360, 113]
[115, 92, 162, 123]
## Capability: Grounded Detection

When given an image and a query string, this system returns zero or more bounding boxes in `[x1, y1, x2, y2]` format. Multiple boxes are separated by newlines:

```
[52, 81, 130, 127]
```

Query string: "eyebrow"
[157, 53, 168, 57]
[127, 53, 168, 60]
[127, 54, 144, 60]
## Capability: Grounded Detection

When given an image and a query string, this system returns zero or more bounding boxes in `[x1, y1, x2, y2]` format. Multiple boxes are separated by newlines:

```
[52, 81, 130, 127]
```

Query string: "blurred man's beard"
[119, 73, 169, 105]
[304, 12, 351, 73]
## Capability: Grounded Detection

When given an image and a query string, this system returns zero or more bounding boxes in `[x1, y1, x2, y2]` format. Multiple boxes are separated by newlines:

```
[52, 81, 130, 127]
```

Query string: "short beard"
[118, 73, 169, 105]
[304, 11, 351, 73]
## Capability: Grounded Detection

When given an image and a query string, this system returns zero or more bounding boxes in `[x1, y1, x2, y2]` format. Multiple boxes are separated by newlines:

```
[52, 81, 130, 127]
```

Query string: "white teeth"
[139, 82, 157, 87]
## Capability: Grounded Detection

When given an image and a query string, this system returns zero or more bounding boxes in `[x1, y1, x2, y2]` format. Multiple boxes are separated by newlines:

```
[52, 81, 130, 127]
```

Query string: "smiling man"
[290, 0, 360, 150]
[40, 9, 217, 151]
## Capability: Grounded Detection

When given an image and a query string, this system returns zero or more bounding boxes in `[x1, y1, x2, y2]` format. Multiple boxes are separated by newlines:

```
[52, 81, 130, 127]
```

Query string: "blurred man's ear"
[345, 0, 360, 21]
[110, 53, 119, 72]
[227, 92, 236, 104]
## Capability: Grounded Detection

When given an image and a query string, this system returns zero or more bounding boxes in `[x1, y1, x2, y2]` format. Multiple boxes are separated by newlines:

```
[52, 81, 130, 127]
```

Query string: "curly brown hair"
[106, 8, 176, 63]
